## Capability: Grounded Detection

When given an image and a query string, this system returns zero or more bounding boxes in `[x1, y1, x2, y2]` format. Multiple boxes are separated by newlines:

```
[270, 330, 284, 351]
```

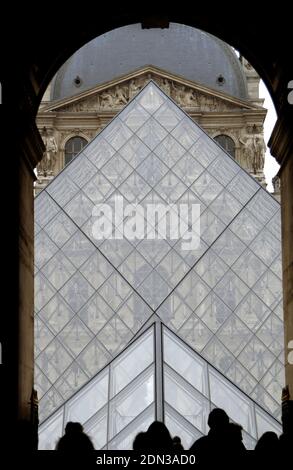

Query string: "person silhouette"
[56, 422, 95, 451]
[189, 408, 230, 461]
[145, 421, 174, 450]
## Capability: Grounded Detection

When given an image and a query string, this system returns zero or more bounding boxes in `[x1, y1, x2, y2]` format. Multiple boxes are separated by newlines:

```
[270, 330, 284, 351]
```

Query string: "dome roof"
[52, 23, 248, 101]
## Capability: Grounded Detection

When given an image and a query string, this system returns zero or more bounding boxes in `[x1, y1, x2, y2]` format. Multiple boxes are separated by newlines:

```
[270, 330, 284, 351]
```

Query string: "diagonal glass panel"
[231, 248, 267, 288]
[110, 327, 154, 397]
[202, 337, 234, 375]
[38, 408, 64, 450]
[163, 328, 208, 394]
[214, 270, 249, 310]
[234, 292, 270, 332]
[119, 134, 151, 168]
[83, 172, 115, 204]
[217, 315, 253, 356]
[157, 292, 193, 331]
[165, 404, 203, 450]
[195, 292, 232, 334]
[54, 363, 89, 401]
[66, 368, 109, 424]
[79, 250, 113, 290]
[255, 407, 282, 439]
[212, 229, 246, 267]
[41, 251, 76, 290]
[190, 171, 223, 205]
[38, 294, 75, 335]
[36, 339, 74, 384]
[119, 101, 150, 132]
[108, 404, 155, 450]
[44, 211, 77, 248]
[226, 171, 259, 205]
[59, 316, 94, 357]
[39, 387, 64, 422]
[59, 272, 95, 312]
[256, 313, 284, 356]
[109, 365, 154, 439]
[97, 316, 133, 356]
[83, 137, 113, 169]
[101, 153, 133, 188]
[35, 191, 60, 227]
[209, 189, 243, 225]
[66, 154, 97, 189]
[250, 228, 280, 266]
[175, 270, 210, 310]
[171, 117, 202, 150]
[189, 134, 220, 167]
[172, 153, 204, 187]
[136, 152, 169, 186]
[35, 272, 56, 311]
[46, 173, 80, 207]
[164, 365, 210, 433]
[98, 272, 132, 311]
[154, 134, 186, 168]
[137, 117, 168, 150]
[103, 118, 133, 151]
[253, 270, 282, 310]
[208, 152, 240, 186]
[118, 171, 152, 203]
[194, 250, 229, 289]
[137, 269, 171, 310]
[76, 337, 111, 378]
[35, 230, 59, 269]
[34, 317, 55, 355]
[178, 314, 213, 353]
[64, 191, 94, 226]
[209, 368, 256, 438]
[84, 405, 108, 450]
[229, 207, 263, 245]
[116, 293, 152, 334]
[246, 190, 279, 226]
[266, 211, 281, 241]
[154, 170, 187, 203]
[153, 100, 183, 131]
[260, 360, 285, 403]
[270, 256, 282, 279]
[118, 250, 153, 289]
[78, 292, 114, 335]
[238, 337, 276, 381]
[136, 82, 165, 112]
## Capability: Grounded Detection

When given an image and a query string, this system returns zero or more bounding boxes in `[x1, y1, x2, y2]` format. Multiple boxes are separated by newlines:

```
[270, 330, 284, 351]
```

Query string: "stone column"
[269, 109, 293, 436]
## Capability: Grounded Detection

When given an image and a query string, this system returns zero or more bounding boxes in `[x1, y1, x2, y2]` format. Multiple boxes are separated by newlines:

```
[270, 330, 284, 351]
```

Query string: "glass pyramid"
[35, 82, 284, 433]
[38, 322, 282, 450]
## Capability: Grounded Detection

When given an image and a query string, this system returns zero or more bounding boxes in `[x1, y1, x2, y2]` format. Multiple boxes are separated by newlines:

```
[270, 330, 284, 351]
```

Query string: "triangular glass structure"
[35, 82, 284, 435]
[38, 322, 282, 450]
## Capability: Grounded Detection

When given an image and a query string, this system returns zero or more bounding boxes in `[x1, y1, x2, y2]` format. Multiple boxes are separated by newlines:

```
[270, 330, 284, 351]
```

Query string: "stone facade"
[35, 66, 268, 194]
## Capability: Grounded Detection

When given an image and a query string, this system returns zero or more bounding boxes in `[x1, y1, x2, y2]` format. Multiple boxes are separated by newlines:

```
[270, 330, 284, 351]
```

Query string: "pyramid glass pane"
[38, 323, 282, 449]
[35, 82, 284, 443]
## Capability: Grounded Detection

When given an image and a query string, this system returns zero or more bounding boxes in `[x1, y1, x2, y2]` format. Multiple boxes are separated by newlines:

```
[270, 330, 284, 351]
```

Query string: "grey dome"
[52, 23, 248, 101]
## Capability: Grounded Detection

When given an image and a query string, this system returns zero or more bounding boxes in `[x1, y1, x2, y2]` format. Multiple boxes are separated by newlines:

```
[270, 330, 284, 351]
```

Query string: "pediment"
[42, 66, 260, 114]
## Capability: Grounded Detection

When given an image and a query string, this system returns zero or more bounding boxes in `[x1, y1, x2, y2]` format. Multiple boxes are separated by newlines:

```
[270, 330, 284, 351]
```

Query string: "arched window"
[64, 136, 87, 165]
[214, 134, 235, 158]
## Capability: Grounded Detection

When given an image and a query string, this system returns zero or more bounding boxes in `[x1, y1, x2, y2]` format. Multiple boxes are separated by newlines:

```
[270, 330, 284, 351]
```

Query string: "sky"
[259, 80, 279, 192]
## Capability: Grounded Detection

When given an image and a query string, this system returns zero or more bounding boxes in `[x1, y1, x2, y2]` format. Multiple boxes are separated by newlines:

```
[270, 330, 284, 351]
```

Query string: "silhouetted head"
[207, 408, 229, 430]
[255, 432, 279, 453]
[172, 435, 184, 450]
[65, 422, 84, 434]
[146, 421, 173, 449]
[56, 422, 94, 451]
[229, 423, 243, 442]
